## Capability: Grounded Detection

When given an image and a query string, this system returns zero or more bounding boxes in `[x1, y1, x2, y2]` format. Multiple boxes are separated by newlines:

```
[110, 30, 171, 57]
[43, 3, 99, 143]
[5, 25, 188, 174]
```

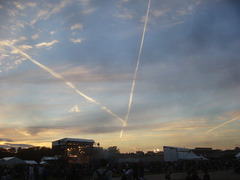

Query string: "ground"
[113, 170, 240, 180]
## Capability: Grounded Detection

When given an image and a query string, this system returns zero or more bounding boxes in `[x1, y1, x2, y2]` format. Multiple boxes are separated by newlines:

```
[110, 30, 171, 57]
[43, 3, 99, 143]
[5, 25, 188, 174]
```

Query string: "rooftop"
[52, 138, 95, 145]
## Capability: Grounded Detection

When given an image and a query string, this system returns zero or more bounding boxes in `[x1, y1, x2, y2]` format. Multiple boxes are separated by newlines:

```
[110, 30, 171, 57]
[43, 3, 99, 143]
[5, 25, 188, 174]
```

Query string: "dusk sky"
[0, 0, 240, 152]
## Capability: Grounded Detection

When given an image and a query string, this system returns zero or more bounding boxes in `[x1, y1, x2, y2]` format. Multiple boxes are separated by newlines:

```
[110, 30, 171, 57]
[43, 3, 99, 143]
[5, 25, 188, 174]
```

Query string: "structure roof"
[163, 146, 189, 152]
[25, 160, 38, 165]
[2, 157, 25, 165]
[52, 138, 95, 144]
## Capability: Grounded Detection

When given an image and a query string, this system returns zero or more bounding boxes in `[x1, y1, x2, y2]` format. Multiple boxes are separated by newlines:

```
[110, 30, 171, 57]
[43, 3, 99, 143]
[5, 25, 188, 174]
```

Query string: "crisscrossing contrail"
[205, 117, 240, 134]
[8, 45, 126, 126]
[120, 0, 151, 138]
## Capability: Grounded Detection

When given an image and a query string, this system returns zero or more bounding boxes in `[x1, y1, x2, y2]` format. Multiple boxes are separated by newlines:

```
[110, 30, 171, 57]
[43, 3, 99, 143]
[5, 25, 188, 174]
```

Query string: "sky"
[0, 0, 240, 153]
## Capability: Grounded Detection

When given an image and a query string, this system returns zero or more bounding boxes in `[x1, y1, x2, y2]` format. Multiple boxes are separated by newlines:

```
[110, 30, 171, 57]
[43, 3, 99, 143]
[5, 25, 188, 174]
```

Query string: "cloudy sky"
[0, 0, 240, 152]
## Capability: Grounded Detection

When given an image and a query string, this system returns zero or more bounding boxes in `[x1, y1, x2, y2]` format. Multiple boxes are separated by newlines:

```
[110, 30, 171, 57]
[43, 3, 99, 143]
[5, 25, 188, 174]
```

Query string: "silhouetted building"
[52, 138, 95, 164]
[192, 147, 222, 159]
[119, 151, 163, 163]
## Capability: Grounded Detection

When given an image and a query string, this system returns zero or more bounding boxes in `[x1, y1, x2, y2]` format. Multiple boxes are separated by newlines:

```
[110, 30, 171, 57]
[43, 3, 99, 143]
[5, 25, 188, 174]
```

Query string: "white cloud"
[60, 65, 92, 77]
[116, 9, 133, 19]
[13, 57, 27, 66]
[115, 8, 135, 19]
[177, 10, 188, 16]
[14, 60, 22, 65]
[26, 2, 36, 8]
[7, 9, 18, 17]
[70, 23, 83, 30]
[50, 31, 56, 35]
[188, 5, 194, 11]
[12, 37, 27, 44]
[17, 22, 24, 29]
[5, 65, 15, 71]
[51, 0, 69, 16]
[18, 45, 32, 50]
[79, 0, 90, 5]
[68, 105, 80, 113]
[153, 9, 169, 17]
[83, 8, 97, 15]
[70, 38, 83, 43]
[31, 0, 69, 24]
[35, 40, 58, 48]
[117, 13, 133, 19]
[0, 40, 12, 47]
[13, 2, 24, 10]
[32, 34, 39, 40]
[196, 1, 201, 5]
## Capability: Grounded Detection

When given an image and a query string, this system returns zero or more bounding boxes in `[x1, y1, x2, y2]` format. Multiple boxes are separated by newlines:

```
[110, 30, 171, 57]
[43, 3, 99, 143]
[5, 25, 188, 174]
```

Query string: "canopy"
[178, 151, 201, 160]
[0, 159, 5, 165]
[25, 160, 38, 165]
[41, 157, 58, 162]
[2, 157, 25, 165]
[178, 152, 190, 160]
[188, 151, 201, 160]
[199, 154, 208, 160]
[236, 153, 240, 159]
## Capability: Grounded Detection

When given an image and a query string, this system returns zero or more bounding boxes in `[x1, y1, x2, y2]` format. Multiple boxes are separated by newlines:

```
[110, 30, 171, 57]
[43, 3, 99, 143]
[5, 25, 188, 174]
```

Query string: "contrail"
[205, 117, 240, 134]
[120, 0, 151, 138]
[10, 46, 126, 126]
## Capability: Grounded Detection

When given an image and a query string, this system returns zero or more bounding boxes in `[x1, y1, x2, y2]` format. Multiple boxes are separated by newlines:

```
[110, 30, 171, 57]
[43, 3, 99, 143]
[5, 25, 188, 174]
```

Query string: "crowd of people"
[0, 158, 239, 180]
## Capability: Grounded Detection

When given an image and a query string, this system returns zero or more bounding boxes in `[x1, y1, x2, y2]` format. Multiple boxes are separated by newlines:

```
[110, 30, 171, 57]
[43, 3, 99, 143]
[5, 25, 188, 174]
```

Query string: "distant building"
[192, 147, 222, 159]
[52, 138, 95, 164]
[163, 146, 203, 162]
[119, 151, 163, 163]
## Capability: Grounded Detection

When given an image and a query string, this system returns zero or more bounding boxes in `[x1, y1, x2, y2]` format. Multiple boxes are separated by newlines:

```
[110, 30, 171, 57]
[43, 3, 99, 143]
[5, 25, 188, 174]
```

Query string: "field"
[113, 170, 240, 180]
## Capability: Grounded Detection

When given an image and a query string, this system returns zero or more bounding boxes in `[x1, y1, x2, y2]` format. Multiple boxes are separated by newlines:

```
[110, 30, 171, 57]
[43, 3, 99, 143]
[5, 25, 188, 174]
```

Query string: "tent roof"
[0, 159, 5, 165]
[178, 151, 201, 160]
[3, 157, 15, 161]
[41, 157, 59, 161]
[188, 151, 201, 160]
[52, 138, 95, 145]
[2, 157, 25, 165]
[164, 146, 189, 152]
[199, 154, 208, 160]
[178, 152, 190, 160]
[25, 160, 38, 165]
[118, 158, 139, 163]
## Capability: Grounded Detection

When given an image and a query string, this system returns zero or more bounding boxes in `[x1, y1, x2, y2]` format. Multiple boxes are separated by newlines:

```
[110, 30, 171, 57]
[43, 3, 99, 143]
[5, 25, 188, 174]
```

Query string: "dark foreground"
[113, 170, 240, 180]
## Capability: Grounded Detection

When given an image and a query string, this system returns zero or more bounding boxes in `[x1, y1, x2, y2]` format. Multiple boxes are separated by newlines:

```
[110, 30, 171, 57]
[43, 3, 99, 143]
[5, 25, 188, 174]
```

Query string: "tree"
[8, 147, 16, 154]
[17, 146, 53, 162]
[107, 146, 120, 154]
[106, 146, 120, 164]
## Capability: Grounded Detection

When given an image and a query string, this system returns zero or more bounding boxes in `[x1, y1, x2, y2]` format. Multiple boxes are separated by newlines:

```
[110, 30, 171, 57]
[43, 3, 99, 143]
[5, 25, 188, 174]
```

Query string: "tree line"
[0, 147, 53, 162]
[0, 146, 121, 164]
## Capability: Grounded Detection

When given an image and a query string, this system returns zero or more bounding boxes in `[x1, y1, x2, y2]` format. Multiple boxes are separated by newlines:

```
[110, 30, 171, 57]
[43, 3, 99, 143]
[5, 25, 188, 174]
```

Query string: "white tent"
[25, 160, 38, 165]
[236, 153, 240, 159]
[2, 157, 25, 165]
[178, 151, 190, 160]
[41, 157, 58, 162]
[118, 158, 139, 163]
[164, 146, 189, 161]
[40, 156, 58, 165]
[199, 154, 208, 160]
[0, 158, 5, 165]
[187, 151, 201, 160]
[178, 151, 201, 160]
[164, 146, 205, 161]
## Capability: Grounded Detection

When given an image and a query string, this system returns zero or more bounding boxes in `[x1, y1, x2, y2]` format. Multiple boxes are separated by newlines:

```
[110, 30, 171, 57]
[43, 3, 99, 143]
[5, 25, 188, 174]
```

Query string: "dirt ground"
[113, 170, 240, 180]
